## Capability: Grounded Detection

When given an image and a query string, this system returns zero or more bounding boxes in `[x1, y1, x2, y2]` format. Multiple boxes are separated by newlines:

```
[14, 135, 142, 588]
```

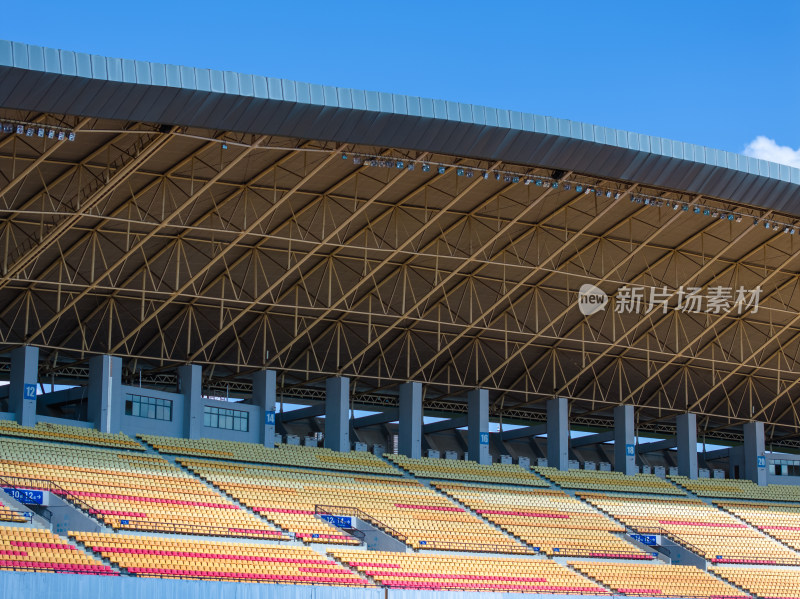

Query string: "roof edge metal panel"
[0, 39, 798, 214]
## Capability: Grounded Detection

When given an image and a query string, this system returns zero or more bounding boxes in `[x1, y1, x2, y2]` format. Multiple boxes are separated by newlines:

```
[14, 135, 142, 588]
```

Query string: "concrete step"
[705, 565, 757, 597]
[167, 455, 299, 543]
[426, 481, 535, 553]
[714, 502, 800, 558]
[563, 562, 616, 595]
[68, 533, 123, 572]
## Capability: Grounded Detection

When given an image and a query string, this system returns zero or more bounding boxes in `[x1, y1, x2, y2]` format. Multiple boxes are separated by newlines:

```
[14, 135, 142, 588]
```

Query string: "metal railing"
[627, 525, 707, 557]
[708, 554, 800, 566]
[414, 539, 538, 554]
[0, 506, 33, 524]
[547, 546, 653, 559]
[0, 475, 97, 516]
[112, 519, 290, 540]
[314, 505, 539, 554]
[628, 525, 800, 566]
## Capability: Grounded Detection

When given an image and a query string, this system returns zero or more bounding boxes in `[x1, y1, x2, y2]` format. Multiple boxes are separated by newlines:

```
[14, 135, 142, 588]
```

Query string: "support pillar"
[179, 364, 203, 439]
[9, 346, 38, 427]
[467, 388, 490, 464]
[547, 396, 569, 471]
[743, 421, 766, 486]
[324, 377, 349, 452]
[676, 412, 698, 479]
[614, 404, 637, 475]
[88, 355, 123, 433]
[253, 369, 277, 448]
[398, 382, 422, 459]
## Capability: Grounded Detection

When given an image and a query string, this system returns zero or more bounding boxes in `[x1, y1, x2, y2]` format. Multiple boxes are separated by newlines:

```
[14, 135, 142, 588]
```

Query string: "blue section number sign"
[757, 456, 766, 468]
[23, 383, 37, 400]
[480, 432, 489, 445]
[630, 533, 657, 546]
[265, 411, 275, 426]
[626, 444, 635, 456]
[320, 514, 352, 529]
[2, 488, 43, 505]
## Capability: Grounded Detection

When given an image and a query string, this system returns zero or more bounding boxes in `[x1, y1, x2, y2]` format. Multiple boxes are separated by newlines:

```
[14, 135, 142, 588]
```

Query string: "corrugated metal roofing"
[1, 39, 799, 214]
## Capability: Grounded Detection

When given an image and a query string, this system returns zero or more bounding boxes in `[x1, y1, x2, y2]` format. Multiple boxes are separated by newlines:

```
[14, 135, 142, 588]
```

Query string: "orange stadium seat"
[580, 492, 799, 565]
[0, 437, 287, 540]
[711, 565, 800, 599]
[0, 421, 144, 451]
[717, 501, 800, 558]
[434, 481, 650, 558]
[179, 457, 530, 553]
[0, 525, 115, 575]
[72, 531, 370, 585]
[671, 475, 800, 502]
[140, 435, 400, 475]
[571, 561, 747, 598]
[331, 549, 609, 593]
[386, 454, 549, 486]
[536, 466, 685, 495]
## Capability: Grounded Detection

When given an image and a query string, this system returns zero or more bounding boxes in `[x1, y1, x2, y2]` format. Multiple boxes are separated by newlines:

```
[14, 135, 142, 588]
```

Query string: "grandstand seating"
[386, 454, 549, 486]
[718, 501, 800, 554]
[434, 482, 650, 558]
[570, 562, 747, 598]
[0, 525, 115, 574]
[72, 531, 369, 585]
[0, 437, 287, 539]
[671, 475, 800, 502]
[0, 420, 143, 450]
[331, 549, 609, 593]
[180, 457, 527, 552]
[2, 426, 799, 596]
[581, 492, 800, 564]
[536, 467, 685, 495]
[711, 566, 800, 599]
[141, 435, 399, 475]
[179, 459, 362, 545]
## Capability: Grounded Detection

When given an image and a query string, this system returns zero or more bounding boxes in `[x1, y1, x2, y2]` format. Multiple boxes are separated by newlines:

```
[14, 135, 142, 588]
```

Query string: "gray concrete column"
[179, 364, 203, 439]
[398, 382, 422, 459]
[676, 412, 698, 479]
[547, 396, 569, 471]
[88, 355, 123, 433]
[743, 421, 766, 486]
[9, 346, 38, 427]
[324, 376, 349, 452]
[253, 369, 277, 448]
[467, 388, 490, 464]
[614, 404, 637, 475]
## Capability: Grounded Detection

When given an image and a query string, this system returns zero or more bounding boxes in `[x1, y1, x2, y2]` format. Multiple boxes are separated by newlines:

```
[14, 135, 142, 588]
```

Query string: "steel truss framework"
[2, 111, 800, 446]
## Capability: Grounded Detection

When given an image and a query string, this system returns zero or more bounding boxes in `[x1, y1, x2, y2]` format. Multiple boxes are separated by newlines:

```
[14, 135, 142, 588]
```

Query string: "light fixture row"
[341, 151, 798, 235]
[0, 120, 76, 141]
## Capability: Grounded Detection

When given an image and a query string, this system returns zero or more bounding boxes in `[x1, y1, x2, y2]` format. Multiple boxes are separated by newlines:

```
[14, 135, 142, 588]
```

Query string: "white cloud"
[743, 136, 800, 169]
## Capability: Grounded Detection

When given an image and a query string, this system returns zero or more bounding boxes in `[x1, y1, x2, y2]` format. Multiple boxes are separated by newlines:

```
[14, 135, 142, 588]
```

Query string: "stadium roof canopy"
[2, 39, 800, 446]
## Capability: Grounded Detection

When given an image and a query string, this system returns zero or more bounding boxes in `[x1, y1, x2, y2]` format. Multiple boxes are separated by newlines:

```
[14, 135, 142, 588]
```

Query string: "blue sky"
[1, 1, 798, 164]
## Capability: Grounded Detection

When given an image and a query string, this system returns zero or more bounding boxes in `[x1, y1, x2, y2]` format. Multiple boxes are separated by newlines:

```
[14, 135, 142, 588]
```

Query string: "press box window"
[769, 459, 800, 477]
[125, 394, 172, 421]
[203, 405, 249, 432]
